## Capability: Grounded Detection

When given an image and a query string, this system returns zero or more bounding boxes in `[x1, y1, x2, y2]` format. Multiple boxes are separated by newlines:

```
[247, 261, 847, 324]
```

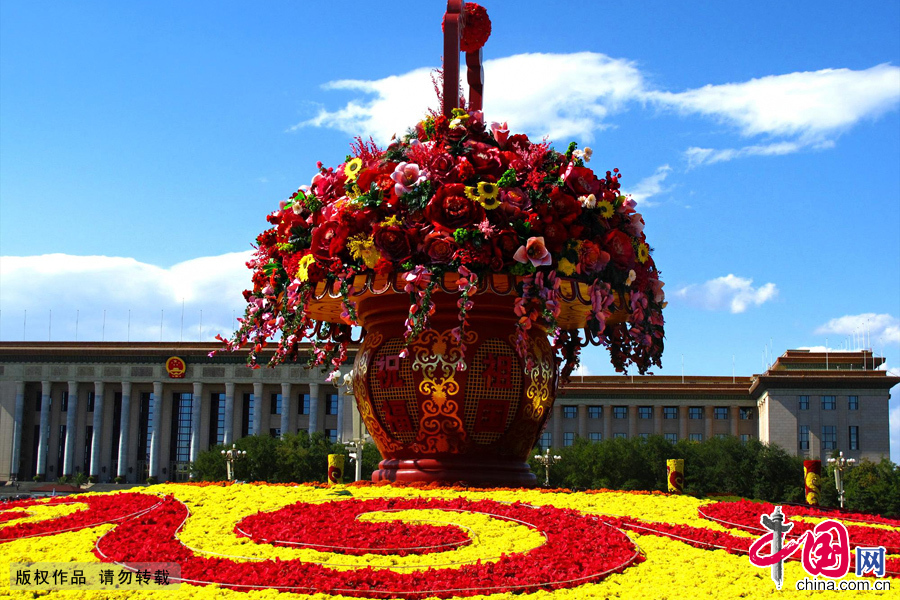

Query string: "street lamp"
[826, 451, 856, 509]
[220, 444, 247, 482]
[345, 438, 365, 482]
[533, 447, 561, 487]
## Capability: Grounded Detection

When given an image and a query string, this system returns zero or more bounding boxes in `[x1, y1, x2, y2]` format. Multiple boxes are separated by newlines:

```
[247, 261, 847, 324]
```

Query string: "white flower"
[625, 269, 637, 286]
[578, 194, 597, 209]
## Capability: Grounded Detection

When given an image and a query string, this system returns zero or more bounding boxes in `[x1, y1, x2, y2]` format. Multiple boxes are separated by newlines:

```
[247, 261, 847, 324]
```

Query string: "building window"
[209, 393, 225, 447]
[589, 432, 602, 442]
[689, 407, 703, 420]
[172, 393, 193, 463]
[614, 432, 627, 439]
[270, 428, 281, 438]
[83, 426, 93, 474]
[241, 393, 254, 438]
[270, 393, 282, 415]
[638, 433, 650, 440]
[822, 426, 837, 451]
[563, 432, 575, 446]
[715, 434, 728, 439]
[538, 432, 552, 448]
[849, 426, 859, 450]
[689, 433, 703, 442]
[613, 406, 627, 419]
[57, 425, 67, 474]
[664, 433, 677, 443]
[325, 393, 339, 416]
[799, 395, 809, 410]
[299, 394, 310, 415]
[638, 406, 652, 419]
[739, 407, 753, 420]
[663, 407, 677, 420]
[87, 392, 96, 413]
[714, 407, 728, 420]
[799, 426, 810, 451]
[740, 434, 751, 443]
[848, 396, 859, 411]
[563, 406, 577, 419]
[138, 392, 153, 465]
[325, 429, 337, 443]
[61, 391, 69, 413]
[822, 396, 836, 410]
[588, 406, 601, 419]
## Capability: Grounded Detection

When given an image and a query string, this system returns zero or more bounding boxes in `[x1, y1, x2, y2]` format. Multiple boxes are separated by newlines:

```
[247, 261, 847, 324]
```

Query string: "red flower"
[578, 240, 610, 275]
[310, 221, 348, 263]
[564, 165, 601, 197]
[373, 225, 414, 264]
[423, 231, 458, 264]
[427, 152, 458, 185]
[493, 229, 522, 264]
[425, 183, 485, 232]
[465, 141, 504, 175]
[603, 230, 635, 269]
[545, 187, 582, 225]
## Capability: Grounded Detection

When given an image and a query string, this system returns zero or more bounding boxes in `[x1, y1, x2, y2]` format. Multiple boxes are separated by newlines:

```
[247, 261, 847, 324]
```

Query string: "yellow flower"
[476, 182, 500, 209]
[381, 215, 401, 227]
[344, 157, 363, 181]
[597, 200, 614, 218]
[296, 254, 316, 282]
[557, 258, 576, 276]
[637, 242, 650, 264]
[348, 235, 381, 268]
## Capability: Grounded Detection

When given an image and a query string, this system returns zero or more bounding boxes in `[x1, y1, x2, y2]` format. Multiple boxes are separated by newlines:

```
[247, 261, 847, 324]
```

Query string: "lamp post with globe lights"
[827, 451, 856, 509]
[534, 448, 561, 488]
[221, 444, 247, 482]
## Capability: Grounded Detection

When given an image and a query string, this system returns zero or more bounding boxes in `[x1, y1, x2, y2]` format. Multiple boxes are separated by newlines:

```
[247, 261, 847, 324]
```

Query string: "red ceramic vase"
[352, 290, 556, 487]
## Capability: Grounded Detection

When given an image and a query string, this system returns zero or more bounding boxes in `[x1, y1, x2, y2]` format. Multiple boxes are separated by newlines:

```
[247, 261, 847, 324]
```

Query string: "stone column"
[731, 406, 740, 437]
[602, 404, 611, 441]
[679, 405, 688, 441]
[63, 381, 78, 476]
[223, 382, 235, 445]
[628, 405, 637, 438]
[252, 382, 263, 436]
[117, 381, 132, 478]
[336, 387, 345, 442]
[10, 381, 25, 480]
[36, 381, 52, 477]
[308, 382, 320, 434]
[704, 406, 714, 441]
[281, 383, 292, 438]
[149, 381, 163, 479]
[190, 382, 203, 463]
[551, 404, 562, 448]
[653, 405, 662, 435]
[577, 404, 587, 439]
[90, 381, 105, 477]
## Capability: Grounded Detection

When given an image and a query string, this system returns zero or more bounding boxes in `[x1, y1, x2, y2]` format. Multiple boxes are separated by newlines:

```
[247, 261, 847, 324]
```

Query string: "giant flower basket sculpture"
[221, 1, 665, 486]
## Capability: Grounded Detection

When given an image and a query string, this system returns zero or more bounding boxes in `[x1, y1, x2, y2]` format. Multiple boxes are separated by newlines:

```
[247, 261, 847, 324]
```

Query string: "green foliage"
[72, 472, 87, 487]
[818, 458, 900, 517]
[145, 476, 158, 485]
[191, 433, 356, 484]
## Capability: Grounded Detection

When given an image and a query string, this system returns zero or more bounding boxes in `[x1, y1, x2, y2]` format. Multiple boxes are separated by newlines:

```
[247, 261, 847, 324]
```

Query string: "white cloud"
[294, 52, 648, 144]
[296, 54, 900, 166]
[814, 313, 900, 346]
[652, 64, 900, 140]
[0, 252, 253, 342]
[674, 274, 778, 313]
[629, 164, 672, 207]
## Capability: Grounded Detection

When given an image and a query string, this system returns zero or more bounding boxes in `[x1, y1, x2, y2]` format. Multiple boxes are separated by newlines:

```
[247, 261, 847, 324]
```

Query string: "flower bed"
[0, 483, 896, 598]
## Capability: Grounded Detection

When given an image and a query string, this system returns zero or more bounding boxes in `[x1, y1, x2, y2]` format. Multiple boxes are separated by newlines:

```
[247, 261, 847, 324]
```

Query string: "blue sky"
[2, 1, 899, 456]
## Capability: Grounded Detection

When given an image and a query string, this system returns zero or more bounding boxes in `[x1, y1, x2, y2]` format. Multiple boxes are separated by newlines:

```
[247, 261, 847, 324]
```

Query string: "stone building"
[0, 344, 895, 483]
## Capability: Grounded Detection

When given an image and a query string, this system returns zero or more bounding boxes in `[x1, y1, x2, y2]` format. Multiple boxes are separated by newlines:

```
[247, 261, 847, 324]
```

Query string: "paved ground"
[1, 481, 149, 501]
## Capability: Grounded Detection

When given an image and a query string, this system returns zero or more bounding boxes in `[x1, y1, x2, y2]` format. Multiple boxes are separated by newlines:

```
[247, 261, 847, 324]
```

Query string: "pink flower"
[490, 121, 509, 147]
[404, 265, 432, 292]
[513, 236, 551, 267]
[390, 162, 426, 197]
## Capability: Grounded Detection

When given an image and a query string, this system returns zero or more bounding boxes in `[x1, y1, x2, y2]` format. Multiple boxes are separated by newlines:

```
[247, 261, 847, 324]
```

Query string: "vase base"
[372, 458, 537, 488]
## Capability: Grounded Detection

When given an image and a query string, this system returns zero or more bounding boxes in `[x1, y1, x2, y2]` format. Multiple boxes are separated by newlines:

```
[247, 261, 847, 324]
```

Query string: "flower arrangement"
[1, 483, 895, 599]
[221, 106, 666, 380]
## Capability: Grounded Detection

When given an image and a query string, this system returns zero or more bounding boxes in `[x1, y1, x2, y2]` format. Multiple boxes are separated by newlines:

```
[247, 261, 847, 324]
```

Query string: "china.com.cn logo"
[748, 506, 887, 590]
